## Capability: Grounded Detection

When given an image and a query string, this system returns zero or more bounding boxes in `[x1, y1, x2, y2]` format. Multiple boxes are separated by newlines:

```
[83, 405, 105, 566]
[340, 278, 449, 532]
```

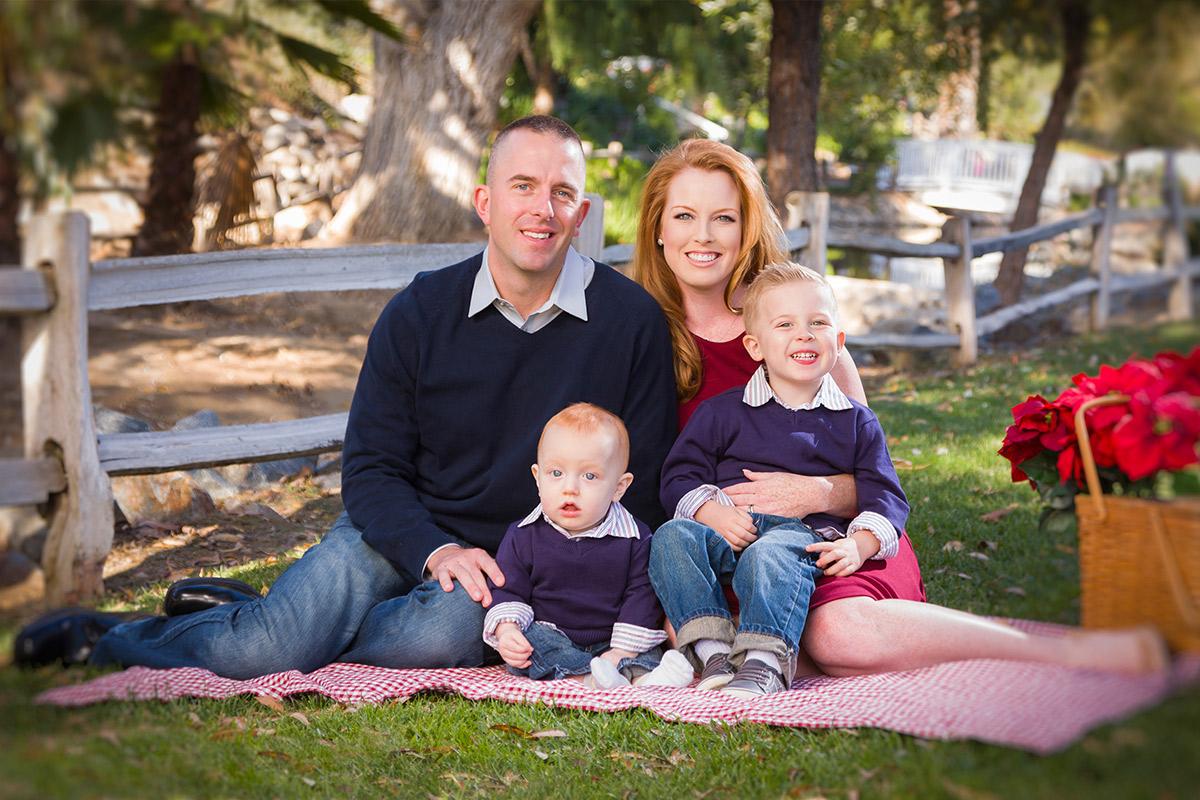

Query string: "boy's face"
[742, 281, 845, 401]
[532, 424, 633, 533]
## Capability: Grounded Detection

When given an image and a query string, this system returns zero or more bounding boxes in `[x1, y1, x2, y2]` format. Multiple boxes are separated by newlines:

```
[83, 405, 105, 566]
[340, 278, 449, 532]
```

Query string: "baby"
[483, 402, 692, 688]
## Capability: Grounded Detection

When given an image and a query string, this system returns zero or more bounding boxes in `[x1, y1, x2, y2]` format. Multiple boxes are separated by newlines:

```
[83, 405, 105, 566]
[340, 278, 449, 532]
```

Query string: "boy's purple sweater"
[660, 387, 909, 536]
[488, 517, 661, 647]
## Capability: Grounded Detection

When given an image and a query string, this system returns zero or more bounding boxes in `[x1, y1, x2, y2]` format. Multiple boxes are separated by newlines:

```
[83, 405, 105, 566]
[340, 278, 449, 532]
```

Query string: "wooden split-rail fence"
[2, 162, 1197, 602]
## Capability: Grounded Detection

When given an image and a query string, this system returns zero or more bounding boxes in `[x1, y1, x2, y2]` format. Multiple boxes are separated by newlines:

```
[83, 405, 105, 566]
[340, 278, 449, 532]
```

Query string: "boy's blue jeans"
[90, 513, 496, 679]
[510, 622, 663, 681]
[648, 513, 823, 675]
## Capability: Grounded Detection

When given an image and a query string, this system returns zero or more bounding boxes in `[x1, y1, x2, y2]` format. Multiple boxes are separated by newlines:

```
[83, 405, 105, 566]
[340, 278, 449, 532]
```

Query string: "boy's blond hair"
[741, 261, 838, 331]
[538, 403, 630, 469]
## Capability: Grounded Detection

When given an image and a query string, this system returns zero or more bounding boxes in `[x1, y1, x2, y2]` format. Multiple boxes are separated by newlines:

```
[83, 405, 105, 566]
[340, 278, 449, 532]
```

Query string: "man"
[18, 116, 677, 678]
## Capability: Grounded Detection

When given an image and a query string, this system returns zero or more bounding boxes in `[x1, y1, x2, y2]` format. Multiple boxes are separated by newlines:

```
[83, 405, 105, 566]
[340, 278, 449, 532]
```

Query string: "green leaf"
[47, 90, 121, 176]
[312, 0, 405, 41]
[274, 33, 359, 91]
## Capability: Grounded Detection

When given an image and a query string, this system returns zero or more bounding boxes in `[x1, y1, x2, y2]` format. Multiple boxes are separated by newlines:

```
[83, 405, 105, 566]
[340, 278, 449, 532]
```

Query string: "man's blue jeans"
[90, 513, 495, 679]
[648, 514, 823, 674]
[512, 622, 663, 681]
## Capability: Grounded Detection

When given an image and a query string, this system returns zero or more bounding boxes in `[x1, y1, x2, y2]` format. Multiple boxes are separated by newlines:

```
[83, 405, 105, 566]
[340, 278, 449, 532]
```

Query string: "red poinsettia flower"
[1155, 346, 1200, 395]
[1112, 391, 1200, 481]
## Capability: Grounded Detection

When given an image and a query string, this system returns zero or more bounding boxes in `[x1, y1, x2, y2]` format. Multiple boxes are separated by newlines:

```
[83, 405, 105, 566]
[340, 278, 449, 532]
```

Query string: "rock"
[93, 406, 153, 434]
[218, 456, 318, 489]
[263, 123, 288, 152]
[0, 506, 46, 556]
[172, 409, 220, 431]
[268, 107, 292, 124]
[338, 93, 372, 124]
[0, 550, 45, 611]
[273, 200, 333, 245]
[314, 471, 341, 492]
[316, 452, 341, 474]
[111, 471, 217, 527]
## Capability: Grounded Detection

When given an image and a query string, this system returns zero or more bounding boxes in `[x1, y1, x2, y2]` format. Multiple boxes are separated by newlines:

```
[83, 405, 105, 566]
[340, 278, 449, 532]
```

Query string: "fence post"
[785, 191, 829, 273]
[1163, 151, 1193, 320]
[1089, 183, 1117, 331]
[21, 212, 114, 603]
[942, 216, 977, 365]
[576, 192, 605, 261]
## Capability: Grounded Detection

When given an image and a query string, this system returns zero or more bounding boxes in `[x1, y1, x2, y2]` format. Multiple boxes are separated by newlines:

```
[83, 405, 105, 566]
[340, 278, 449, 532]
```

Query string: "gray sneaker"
[721, 658, 787, 699]
[695, 651, 737, 691]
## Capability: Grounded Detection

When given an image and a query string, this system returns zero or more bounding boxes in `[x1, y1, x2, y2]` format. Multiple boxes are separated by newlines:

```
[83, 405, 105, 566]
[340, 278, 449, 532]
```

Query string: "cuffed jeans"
[512, 622, 663, 681]
[90, 513, 494, 679]
[648, 514, 823, 673]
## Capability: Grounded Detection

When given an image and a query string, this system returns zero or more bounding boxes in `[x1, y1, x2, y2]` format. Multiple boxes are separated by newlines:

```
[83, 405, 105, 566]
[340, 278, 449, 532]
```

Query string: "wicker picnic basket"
[1074, 394, 1200, 652]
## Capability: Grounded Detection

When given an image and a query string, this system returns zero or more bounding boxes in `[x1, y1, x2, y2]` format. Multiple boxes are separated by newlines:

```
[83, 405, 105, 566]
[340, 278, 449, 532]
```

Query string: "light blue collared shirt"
[467, 245, 594, 332]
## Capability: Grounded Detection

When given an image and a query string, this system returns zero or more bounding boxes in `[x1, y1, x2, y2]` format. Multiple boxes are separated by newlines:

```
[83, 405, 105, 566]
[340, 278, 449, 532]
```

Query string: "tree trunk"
[932, 0, 981, 138]
[132, 53, 202, 257]
[994, 0, 1090, 306]
[766, 0, 823, 210]
[0, 124, 18, 266]
[324, 0, 540, 244]
[519, 22, 556, 117]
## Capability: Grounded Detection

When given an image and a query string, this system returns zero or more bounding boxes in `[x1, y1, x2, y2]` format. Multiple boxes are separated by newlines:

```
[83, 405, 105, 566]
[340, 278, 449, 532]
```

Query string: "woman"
[633, 138, 1165, 676]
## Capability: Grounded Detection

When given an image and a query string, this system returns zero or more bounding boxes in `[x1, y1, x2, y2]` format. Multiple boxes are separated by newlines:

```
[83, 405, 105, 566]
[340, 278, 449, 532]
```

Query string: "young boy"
[650, 262, 909, 698]
[483, 403, 692, 689]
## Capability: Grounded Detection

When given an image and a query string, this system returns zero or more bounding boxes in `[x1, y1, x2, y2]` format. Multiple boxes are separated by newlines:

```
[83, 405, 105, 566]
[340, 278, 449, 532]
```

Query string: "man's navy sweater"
[341, 253, 677, 583]
[660, 388, 909, 537]
[490, 517, 660, 648]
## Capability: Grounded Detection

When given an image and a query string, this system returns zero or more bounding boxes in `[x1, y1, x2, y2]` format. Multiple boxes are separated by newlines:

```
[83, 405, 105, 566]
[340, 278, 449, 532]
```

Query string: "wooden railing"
[2, 166, 1197, 602]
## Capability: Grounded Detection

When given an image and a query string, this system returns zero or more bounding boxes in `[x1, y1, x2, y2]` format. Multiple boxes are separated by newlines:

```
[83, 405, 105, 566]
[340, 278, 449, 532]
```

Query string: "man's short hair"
[742, 261, 838, 331]
[538, 402, 630, 470]
[486, 115, 584, 182]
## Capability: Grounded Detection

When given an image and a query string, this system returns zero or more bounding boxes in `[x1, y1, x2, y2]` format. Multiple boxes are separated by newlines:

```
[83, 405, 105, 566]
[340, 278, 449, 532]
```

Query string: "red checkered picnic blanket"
[36, 620, 1199, 754]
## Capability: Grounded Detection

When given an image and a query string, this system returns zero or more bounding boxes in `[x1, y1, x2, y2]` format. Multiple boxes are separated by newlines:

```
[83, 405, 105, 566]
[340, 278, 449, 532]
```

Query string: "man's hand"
[806, 530, 878, 577]
[695, 501, 757, 552]
[494, 622, 533, 669]
[724, 469, 857, 518]
[426, 545, 505, 606]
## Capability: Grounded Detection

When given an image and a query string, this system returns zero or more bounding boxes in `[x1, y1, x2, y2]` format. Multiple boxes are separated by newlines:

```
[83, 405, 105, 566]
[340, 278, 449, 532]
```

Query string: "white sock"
[588, 657, 631, 689]
[744, 649, 782, 673]
[634, 649, 694, 687]
[693, 639, 732, 664]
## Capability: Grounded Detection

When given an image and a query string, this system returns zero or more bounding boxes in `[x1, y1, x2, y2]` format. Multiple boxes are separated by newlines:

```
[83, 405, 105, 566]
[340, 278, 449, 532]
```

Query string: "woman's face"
[658, 167, 743, 296]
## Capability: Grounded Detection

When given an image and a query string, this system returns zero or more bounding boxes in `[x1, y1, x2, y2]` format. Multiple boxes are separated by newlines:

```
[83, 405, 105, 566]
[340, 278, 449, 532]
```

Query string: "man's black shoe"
[13, 608, 134, 668]
[164, 577, 261, 617]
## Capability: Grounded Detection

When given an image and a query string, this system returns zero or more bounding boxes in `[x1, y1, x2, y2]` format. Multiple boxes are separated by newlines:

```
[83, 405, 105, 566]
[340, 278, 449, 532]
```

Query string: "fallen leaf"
[980, 504, 1019, 523]
[288, 712, 311, 726]
[1004, 586, 1027, 596]
[490, 723, 533, 738]
[187, 712, 203, 726]
[942, 540, 964, 552]
[966, 552, 989, 561]
[97, 729, 121, 746]
[255, 695, 285, 713]
[533, 749, 549, 760]
[955, 572, 973, 580]
[1054, 543, 1076, 555]
[301, 777, 316, 788]
[531, 729, 568, 739]
[977, 540, 998, 551]
[211, 532, 243, 545]
[258, 750, 292, 763]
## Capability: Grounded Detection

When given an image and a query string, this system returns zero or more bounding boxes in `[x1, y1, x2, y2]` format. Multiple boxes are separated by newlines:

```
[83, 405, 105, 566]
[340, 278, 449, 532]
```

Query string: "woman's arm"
[832, 348, 867, 405]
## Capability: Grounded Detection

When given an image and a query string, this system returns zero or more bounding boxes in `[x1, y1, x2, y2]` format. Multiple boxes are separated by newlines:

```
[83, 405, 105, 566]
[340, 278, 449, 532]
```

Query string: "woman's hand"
[695, 501, 757, 551]
[724, 469, 857, 518]
[495, 622, 533, 669]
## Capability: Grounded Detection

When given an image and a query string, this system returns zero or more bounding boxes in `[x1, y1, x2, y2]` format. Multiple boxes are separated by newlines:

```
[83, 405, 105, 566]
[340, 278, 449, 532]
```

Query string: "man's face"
[473, 129, 590, 282]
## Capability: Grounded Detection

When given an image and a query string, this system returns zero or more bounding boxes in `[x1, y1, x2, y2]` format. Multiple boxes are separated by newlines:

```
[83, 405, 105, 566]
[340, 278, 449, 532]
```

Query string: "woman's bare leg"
[802, 597, 1167, 677]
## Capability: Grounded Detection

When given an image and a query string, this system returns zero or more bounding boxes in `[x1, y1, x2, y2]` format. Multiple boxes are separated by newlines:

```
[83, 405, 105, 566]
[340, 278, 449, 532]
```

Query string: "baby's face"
[533, 425, 632, 533]
[744, 280, 844, 390]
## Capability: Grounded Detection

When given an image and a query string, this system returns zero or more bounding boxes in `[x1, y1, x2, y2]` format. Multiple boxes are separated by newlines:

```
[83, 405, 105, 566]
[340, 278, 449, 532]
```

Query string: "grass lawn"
[2, 321, 1198, 799]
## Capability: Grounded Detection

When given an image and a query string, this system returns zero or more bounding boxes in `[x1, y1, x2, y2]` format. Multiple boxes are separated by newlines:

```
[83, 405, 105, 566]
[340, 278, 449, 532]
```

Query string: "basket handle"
[1073, 393, 1129, 522]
